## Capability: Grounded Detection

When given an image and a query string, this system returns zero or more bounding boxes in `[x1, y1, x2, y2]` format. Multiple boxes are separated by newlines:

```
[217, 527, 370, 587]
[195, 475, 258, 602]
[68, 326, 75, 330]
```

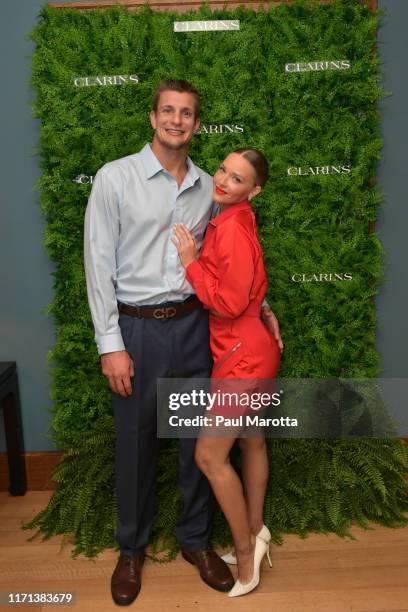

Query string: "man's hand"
[100, 350, 134, 397]
[261, 305, 284, 353]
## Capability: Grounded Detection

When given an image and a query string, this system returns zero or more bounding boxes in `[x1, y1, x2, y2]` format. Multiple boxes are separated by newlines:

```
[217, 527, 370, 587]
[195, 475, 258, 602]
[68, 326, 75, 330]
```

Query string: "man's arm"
[84, 168, 134, 396]
[261, 299, 284, 352]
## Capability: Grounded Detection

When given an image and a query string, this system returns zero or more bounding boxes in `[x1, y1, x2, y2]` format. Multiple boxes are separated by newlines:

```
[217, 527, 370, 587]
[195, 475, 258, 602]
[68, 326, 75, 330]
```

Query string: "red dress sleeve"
[185, 220, 255, 318]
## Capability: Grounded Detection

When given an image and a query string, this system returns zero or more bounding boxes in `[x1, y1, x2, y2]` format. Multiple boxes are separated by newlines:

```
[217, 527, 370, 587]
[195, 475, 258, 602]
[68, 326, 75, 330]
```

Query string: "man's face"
[150, 90, 200, 151]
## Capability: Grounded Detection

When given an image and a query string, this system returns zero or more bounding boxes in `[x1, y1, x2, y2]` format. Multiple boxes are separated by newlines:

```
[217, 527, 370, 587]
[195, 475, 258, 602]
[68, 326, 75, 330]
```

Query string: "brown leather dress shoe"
[111, 553, 145, 606]
[182, 548, 234, 592]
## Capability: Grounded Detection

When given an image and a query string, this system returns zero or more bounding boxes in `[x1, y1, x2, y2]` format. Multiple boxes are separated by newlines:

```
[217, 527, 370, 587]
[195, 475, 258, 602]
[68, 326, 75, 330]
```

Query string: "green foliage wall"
[27, 0, 408, 557]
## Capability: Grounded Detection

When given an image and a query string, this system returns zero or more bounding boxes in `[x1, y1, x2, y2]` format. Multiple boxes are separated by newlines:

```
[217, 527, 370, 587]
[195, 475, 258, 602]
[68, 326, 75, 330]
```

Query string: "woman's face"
[213, 152, 261, 206]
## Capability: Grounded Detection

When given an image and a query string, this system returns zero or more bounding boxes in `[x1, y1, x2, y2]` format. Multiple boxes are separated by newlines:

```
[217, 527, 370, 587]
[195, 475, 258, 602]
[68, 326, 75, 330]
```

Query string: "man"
[84, 79, 282, 606]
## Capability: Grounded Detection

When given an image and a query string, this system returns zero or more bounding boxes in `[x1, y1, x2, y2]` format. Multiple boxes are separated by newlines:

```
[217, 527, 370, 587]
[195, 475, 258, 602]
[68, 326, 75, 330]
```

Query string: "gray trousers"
[113, 305, 214, 555]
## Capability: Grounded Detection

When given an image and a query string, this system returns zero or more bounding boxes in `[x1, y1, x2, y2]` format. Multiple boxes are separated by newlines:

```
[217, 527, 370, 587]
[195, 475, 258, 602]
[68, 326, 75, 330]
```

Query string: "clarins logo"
[287, 165, 351, 177]
[73, 74, 139, 87]
[285, 60, 351, 73]
[291, 273, 353, 282]
[196, 124, 244, 135]
[73, 174, 94, 184]
[174, 20, 240, 32]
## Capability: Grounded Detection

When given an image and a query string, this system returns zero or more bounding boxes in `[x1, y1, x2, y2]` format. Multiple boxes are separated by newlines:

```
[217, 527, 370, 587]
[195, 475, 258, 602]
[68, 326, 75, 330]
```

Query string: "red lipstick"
[215, 186, 227, 195]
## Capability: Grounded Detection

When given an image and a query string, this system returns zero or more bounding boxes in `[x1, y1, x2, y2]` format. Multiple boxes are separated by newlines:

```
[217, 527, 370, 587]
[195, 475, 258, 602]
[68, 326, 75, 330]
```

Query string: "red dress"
[185, 200, 280, 417]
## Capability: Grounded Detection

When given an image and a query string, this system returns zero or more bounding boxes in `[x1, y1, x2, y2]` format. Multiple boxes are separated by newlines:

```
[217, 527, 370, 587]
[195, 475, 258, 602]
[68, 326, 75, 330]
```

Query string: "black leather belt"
[118, 295, 202, 319]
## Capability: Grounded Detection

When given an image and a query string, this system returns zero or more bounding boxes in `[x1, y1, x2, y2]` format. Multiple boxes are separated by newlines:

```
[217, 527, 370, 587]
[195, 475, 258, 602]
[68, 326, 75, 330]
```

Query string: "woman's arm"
[172, 221, 255, 318]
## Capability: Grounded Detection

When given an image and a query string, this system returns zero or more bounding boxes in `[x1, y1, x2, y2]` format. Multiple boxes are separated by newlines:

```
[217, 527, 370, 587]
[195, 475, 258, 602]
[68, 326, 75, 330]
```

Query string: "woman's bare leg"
[239, 435, 269, 535]
[195, 434, 255, 583]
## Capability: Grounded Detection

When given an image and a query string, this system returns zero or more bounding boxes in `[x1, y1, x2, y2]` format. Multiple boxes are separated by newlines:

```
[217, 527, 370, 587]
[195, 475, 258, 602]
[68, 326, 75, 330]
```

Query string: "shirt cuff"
[97, 332, 126, 355]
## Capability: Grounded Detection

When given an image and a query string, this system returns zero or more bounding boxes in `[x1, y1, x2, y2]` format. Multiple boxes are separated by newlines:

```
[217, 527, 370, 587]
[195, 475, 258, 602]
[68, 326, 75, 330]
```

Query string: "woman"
[172, 148, 280, 597]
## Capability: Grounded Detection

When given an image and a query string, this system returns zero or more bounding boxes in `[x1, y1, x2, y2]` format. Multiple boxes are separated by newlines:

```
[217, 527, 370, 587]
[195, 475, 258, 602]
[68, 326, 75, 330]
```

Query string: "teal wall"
[0, 0, 406, 452]
[0, 0, 56, 452]
[376, 0, 408, 376]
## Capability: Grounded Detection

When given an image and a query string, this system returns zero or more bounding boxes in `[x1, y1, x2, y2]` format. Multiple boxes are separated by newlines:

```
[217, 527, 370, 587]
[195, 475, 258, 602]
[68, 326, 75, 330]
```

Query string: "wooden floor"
[0, 492, 407, 612]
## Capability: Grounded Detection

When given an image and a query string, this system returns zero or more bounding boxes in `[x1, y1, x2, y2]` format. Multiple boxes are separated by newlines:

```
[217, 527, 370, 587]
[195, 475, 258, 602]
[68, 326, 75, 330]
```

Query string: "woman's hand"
[171, 223, 198, 268]
[261, 304, 284, 353]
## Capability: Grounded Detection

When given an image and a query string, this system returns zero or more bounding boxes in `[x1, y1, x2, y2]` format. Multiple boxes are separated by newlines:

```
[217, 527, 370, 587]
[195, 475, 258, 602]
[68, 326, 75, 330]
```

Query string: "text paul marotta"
[166, 390, 298, 428]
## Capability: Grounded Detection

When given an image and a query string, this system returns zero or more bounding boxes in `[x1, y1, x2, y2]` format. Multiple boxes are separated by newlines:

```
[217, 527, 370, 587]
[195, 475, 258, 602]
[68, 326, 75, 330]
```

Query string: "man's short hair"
[152, 79, 200, 118]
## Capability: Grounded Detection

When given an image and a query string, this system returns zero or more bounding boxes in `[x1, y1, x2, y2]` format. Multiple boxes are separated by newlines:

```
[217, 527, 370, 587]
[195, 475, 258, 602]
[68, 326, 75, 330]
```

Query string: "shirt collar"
[209, 200, 252, 226]
[140, 143, 200, 185]
[140, 143, 163, 179]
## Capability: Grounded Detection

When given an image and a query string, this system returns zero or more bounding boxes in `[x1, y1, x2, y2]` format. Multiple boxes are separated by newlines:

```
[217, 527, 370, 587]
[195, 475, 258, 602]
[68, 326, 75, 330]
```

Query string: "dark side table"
[0, 362, 27, 495]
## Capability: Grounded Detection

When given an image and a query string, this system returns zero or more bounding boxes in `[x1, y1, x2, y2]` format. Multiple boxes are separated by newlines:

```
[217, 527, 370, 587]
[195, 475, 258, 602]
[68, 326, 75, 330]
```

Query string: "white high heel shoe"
[221, 524, 272, 567]
[228, 535, 269, 598]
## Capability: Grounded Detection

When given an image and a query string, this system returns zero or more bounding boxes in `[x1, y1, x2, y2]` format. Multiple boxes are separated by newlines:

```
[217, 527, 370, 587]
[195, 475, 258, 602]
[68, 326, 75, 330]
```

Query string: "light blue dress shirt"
[84, 143, 215, 355]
